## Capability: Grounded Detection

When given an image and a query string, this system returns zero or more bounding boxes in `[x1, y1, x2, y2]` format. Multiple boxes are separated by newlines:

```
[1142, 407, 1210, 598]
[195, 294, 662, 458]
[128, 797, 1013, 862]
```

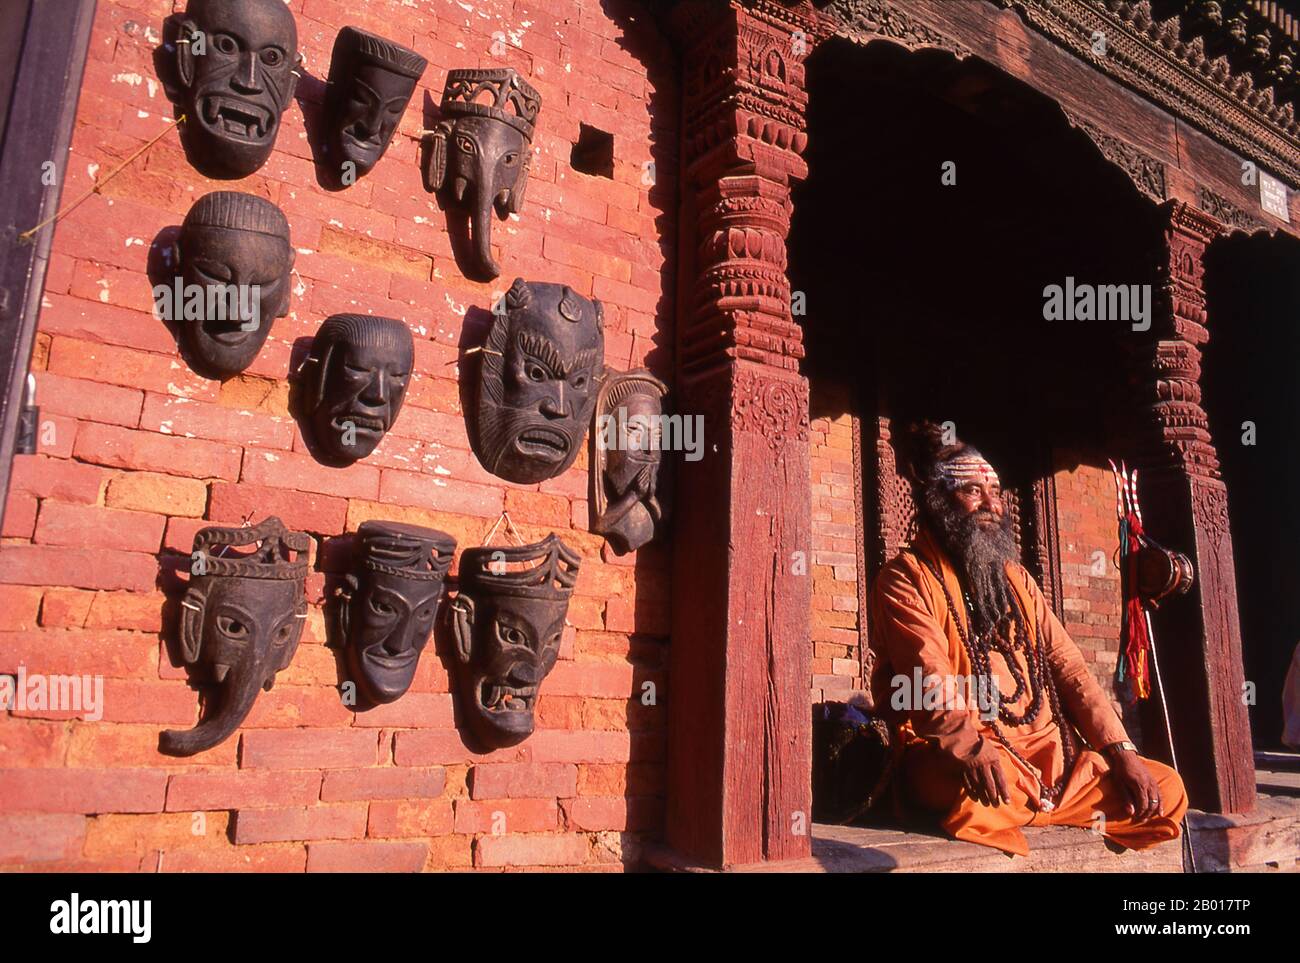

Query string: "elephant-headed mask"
[324, 26, 427, 180]
[471, 279, 605, 483]
[160, 517, 309, 756]
[450, 534, 580, 749]
[173, 0, 300, 178]
[592, 369, 670, 554]
[171, 191, 293, 378]
[303, 314, 414, 464]
[337, 521, 456, 705]
[424, 68, 541, 279]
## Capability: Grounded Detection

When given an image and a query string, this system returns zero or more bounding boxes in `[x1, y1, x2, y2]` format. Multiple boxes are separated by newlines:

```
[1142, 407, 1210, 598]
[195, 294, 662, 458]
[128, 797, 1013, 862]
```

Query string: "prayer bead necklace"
[911, 549, 1079, 807]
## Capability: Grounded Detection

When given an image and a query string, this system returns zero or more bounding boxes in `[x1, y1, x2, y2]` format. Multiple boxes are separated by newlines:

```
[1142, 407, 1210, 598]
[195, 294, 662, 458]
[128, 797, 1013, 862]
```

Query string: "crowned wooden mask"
[450, 535, 579, 749]
[337, 521, 456, 705]
[424, 68, 540, 279]
[160, 517, 308, 756]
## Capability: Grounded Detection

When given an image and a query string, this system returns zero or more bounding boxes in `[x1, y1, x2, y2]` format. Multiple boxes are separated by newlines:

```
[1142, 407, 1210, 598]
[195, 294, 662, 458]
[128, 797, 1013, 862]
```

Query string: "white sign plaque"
[1260, 170, 1290, 222]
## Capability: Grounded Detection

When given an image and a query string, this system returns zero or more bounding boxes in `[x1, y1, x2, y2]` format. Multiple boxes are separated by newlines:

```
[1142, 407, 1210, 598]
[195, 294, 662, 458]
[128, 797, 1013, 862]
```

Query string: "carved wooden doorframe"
[661, 0, 1255, 869]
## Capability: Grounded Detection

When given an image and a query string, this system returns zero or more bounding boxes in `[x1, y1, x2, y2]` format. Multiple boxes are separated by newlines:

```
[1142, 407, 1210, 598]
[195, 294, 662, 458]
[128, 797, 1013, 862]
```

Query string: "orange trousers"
[902, 742, 1189, 857]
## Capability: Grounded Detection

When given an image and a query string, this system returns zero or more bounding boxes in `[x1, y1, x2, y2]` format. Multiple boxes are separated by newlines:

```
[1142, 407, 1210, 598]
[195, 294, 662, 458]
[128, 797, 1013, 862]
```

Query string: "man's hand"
[1105, 745, 1163, 822]
[955, 736, 1011, 807]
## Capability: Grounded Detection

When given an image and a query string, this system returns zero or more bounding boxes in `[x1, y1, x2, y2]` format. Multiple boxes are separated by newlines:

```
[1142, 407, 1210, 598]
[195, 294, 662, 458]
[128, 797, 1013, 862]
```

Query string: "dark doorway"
[1203, 233, 1300, 751]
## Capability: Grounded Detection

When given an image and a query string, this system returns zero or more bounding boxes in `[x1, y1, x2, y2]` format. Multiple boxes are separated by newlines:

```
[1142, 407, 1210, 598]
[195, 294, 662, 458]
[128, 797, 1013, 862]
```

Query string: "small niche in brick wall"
[571, 124, 614, 178]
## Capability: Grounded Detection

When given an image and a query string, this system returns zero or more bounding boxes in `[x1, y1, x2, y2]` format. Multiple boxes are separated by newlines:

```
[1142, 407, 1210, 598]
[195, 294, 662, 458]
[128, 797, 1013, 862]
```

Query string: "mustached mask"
[303, 314, 414, 463]
[324, 27, 427, 180]
[591, 369, 670, 555]
[161, 517, 309, 756]
[172, 191, 293, 378]
[424, 68, 541, 279]
[450, 534, 579, 749]
[471, 279, 605, 483]
[337, 522, 456, 705]
[174, 0, 300, 178]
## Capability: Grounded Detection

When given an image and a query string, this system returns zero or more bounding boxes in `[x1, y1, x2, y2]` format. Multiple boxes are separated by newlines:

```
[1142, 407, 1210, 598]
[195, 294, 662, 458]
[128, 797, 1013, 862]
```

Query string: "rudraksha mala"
[912, 549, 1079, 807]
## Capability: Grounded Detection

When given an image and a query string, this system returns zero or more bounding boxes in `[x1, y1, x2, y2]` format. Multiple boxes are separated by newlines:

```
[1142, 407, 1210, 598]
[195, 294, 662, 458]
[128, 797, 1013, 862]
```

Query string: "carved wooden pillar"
[1131, 202, 1254, 814]
[665, 0, 817, 868]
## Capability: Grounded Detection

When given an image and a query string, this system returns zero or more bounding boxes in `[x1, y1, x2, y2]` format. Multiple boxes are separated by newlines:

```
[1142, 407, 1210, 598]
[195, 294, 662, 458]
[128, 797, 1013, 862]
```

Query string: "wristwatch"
[1104, 740, 1137, 757]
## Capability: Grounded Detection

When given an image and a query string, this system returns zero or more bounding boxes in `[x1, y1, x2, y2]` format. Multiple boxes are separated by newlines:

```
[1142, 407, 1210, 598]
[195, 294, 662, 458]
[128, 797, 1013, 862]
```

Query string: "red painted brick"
[35, 372, 142, 427]
[2, 490, 38, 538]
[9, 456, 106, 503]
[0, 769, 166, 813]
[165, 771, 323, 811]
[159, 844, 307, 873]
[239, 729, 381, 770]
[140, 394, 295, 449]
[454, 798, 559, 834]
[475, 833, 588, 868]
[241, 448, 379, 500]
[0, 545, 158, 592]
[0, 629, 158, 678]
[306, 839, 427, 873]
[73, 423, 241, 480]
[0, 586, 43, 630]
[366, 799, 454, 838]
[208, 481, 347, 535]
[526, 730, 632, 764]
[563, 796, 660, 832]
[392, 729, 527, 767]
[469, 763, 577, 800]
[320, 767, 446, 802]
[34, 501, 166, 553]
[351, 693, 455, 729]
[378, 469, 504, 518]
[0, 814, 87, 864]
[46, 337, 219, 402]
[232, 803, 369, 844]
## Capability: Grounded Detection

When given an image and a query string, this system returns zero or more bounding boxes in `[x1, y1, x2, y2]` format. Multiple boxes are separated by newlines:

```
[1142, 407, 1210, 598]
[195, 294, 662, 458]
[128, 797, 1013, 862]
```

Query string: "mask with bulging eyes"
[450, 535, 580, 749]
[160, 517, 309, 756]
[324, 27, 426, 180]
[303, 314, 414, 464]
[173, 0, 301, 178]
[470, 278, 605, 483]
[336, 521, 456, 706]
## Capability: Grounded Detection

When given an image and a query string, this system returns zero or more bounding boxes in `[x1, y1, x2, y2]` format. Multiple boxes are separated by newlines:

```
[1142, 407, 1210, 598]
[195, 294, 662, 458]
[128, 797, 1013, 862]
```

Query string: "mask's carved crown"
[458, 534, 580, 599]
[191, 516, 310, 580]
[183, 191, 290, 239]
[356, 521, 455, 581]
[440, 67, 541, 140]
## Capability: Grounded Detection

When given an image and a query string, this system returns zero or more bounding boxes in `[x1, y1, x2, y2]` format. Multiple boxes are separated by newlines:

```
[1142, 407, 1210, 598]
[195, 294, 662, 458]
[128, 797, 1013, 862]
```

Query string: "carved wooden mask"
[450, 535, 579, 749]
[470, 279, 605, 483]
[174, 191, 293, 378]
[325, 27, 427, 180]
[424, 68, 540, 279]
[174, 0, 300, 178]
[304, 314, 414, 464]
[591, 369, 670, 554]
[337, 521, 456, 705]
[160, 517, 308, 756]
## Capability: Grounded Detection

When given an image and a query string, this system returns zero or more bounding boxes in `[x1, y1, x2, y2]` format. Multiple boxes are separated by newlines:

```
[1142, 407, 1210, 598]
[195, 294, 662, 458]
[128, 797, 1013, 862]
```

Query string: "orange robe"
[869, 529, 1188, 856]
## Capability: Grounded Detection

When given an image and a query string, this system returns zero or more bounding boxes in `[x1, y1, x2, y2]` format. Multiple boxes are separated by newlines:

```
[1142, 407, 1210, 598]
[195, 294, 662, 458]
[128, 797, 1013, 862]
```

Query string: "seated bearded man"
[869, 432, 1188, 856]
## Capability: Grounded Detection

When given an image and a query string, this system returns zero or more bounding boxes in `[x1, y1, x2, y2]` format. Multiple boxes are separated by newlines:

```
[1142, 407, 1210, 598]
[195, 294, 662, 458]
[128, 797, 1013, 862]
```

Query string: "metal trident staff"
[1108, 459, 1196, 872]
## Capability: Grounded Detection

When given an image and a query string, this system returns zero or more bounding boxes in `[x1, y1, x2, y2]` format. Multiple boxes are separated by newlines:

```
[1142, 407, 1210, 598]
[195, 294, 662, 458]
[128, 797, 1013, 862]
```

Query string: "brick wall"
[1051, 451, 1126, 722]
[0, 0, 677, 871]
[809, 380, 862, 704]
